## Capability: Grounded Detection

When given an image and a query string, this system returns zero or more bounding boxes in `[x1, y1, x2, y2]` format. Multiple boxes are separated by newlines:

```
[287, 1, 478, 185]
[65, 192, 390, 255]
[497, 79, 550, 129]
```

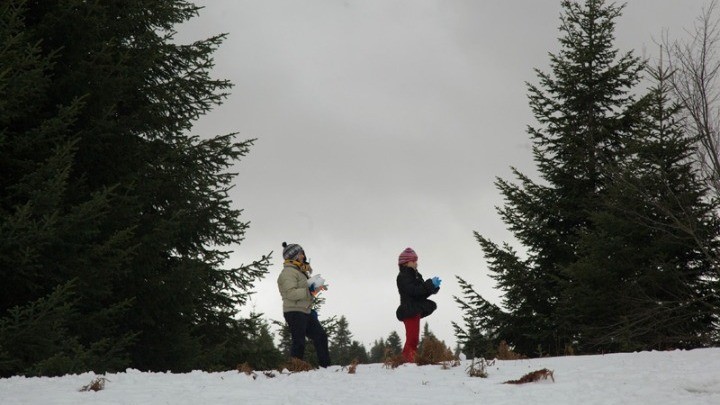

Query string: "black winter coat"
[395, 265, 439, 321]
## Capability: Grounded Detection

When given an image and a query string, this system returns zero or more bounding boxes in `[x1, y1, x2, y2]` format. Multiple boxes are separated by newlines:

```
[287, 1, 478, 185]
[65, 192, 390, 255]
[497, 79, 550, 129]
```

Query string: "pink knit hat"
[398, 247, 418, 265]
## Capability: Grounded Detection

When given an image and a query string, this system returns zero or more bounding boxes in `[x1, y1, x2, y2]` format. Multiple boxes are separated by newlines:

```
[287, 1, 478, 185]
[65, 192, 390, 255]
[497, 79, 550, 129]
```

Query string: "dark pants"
[284, 311, 331, 368]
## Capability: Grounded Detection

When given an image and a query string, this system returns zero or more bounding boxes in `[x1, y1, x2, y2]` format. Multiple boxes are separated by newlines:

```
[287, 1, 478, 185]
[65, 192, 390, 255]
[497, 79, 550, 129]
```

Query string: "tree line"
[2, 0, 719, 376]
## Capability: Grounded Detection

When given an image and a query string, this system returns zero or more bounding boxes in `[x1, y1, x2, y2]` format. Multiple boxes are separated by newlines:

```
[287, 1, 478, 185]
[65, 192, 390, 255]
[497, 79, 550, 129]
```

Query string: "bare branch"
[665, 0, 720, 194]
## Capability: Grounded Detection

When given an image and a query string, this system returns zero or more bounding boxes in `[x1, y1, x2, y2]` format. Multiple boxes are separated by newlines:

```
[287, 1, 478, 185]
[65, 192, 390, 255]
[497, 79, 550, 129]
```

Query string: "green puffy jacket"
[277, 261, 313, 314]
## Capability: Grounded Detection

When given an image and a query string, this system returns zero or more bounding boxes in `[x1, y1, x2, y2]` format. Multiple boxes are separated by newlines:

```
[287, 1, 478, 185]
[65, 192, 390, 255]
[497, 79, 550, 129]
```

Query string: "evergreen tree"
[418, 323, 439, 353]
[234, 315, 283, 371]
[368, 338, 386, 363]
[452, 276, 501, 359]
[368, 331, 404, 363]
[564, 59, 720, 351]
[421, 323, 435, 341]
[1, 0, 269, 373]
[329, 316, 353, 366]
[273, 319, 292, 358]
[347, 341, 369, 364]
[473, 0, 645, 356]
[386, 331, 402, 356]
[0, 282, 132, 376]
[0, 0, 135, 377]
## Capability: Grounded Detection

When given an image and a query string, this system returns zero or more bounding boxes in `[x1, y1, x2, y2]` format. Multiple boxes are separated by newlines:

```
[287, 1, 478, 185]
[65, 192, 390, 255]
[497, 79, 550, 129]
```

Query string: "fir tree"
[564, 58, 720, 351]
[368, 332, 404, 363]
[386, 331, 402, 356]
[0, 282, 132, 376]
[234, 315, 283, 371]
[348, 341, 369, 364]
[329, 316, 353, 366]
[272, 318, 293, 359]
[452, 276, 501, 359]
[418, 323, 440, 354]
[368, 338, 386, 363]
[473, 0, 645, 356]
[0, 0, 135, 377]
[1, 0, 269, 373]
[421, 323, 436, 341]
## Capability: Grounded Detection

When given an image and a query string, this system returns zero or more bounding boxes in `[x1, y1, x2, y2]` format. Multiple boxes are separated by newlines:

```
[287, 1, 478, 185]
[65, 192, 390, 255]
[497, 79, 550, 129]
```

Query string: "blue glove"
[309, 283, 316, 292]
[432, 277, 442, 288]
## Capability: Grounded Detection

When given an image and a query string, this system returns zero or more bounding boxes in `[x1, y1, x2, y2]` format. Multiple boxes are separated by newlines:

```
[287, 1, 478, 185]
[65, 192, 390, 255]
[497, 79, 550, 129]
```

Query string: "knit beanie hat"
[398, 247, 418, 265]
[282, 242, 304, 260]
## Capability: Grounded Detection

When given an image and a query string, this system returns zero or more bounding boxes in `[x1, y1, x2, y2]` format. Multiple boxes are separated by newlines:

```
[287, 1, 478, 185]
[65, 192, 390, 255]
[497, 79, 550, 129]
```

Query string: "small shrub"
[415, 336, 458, 366]
[348, 358, 359, 374]
[283, 358, 314, 372]
[503, 368, 555, 384]
[237, 362, 258, 379]
[466, 358, 489, 378]
[79, 377, 108, 392]
[383, 354, 405, 369]
[441, 359, 461, 370]
[237, 362, 253, 375]
[496, 340, 523, 360]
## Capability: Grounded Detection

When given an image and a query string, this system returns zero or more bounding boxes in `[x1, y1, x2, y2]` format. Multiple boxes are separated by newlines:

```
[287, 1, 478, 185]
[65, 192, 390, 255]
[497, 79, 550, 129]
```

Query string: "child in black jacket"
[395, 247, 441, 363]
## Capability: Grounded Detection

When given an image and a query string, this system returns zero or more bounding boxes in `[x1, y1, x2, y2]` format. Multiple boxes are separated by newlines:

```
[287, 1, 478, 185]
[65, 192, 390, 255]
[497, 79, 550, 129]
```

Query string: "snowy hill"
[2, 348, 720, 404]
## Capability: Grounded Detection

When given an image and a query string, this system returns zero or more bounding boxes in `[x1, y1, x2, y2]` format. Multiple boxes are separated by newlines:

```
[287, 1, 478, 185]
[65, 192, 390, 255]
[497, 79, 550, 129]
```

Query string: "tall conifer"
[472, 0, 644, 356]
[1, 0, 269, 373]
[564, 59, 720, 351]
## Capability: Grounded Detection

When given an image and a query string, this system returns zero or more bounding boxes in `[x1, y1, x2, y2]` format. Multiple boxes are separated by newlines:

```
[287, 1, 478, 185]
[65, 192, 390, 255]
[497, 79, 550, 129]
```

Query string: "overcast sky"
[177, 0, 710, 349]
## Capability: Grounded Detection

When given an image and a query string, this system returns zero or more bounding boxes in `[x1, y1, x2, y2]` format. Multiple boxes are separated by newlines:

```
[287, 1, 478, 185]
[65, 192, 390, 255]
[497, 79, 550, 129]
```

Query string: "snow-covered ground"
[2, 348, 720, 404]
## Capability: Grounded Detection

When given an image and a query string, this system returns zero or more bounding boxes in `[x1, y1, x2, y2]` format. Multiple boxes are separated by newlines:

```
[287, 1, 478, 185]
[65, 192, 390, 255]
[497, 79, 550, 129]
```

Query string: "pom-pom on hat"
[282, 242, 304, 260]
[398, 247, 418, 265]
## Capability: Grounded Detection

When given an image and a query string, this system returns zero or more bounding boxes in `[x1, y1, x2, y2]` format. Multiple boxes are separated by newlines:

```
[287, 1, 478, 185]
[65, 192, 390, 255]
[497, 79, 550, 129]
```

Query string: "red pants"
[402, 314, 421, 363]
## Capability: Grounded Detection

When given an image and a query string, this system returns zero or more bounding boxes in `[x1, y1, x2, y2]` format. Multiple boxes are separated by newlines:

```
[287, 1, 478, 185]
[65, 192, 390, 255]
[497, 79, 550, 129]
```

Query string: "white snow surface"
[2, 348, 720, 404]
